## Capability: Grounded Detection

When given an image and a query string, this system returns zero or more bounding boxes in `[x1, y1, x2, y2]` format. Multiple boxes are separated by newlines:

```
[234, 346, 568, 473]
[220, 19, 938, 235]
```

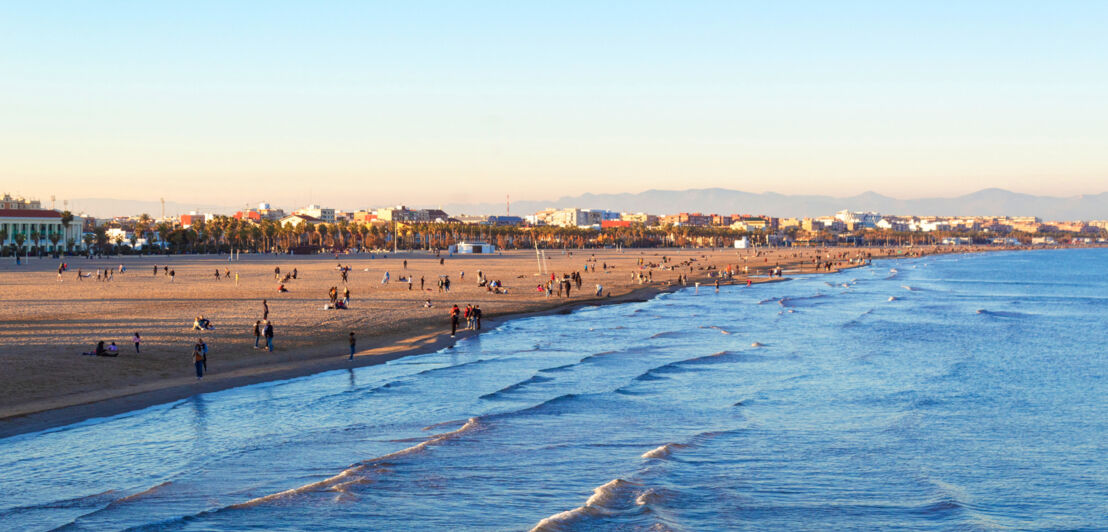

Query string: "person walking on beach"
[348, 331, 356, 360]
[153, 264, 158, 276]
[193, 345, 204, 380]
[133, 332, 142, 354]
[169, 269, 175, 282]
[262, 299, 269, 320]
[253, 320, 262, 349]
[197, 338, 208, 371]
[450, 304, 460, 337]
[264, 321, 274, 352]
[473, 305, 482, 330]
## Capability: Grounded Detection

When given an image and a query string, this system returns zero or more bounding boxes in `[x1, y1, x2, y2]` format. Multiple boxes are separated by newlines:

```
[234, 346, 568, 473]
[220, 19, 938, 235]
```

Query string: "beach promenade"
[0, 246, 962, 436]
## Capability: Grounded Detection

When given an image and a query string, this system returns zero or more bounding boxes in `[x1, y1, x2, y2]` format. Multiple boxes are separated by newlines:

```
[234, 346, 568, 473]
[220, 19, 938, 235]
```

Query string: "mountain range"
[65, 188, 1107, 221]
[444, 188, 1108, 221]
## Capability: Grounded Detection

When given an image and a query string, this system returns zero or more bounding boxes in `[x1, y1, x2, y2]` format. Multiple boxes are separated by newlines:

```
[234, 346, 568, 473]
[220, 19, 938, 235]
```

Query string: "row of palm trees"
[94, 216, 779, 254]
[26, 212, 1100, 257]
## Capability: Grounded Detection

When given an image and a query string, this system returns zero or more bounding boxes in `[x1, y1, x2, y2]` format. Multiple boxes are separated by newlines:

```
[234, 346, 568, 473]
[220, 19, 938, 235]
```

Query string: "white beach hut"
[449, 241, 496, 254]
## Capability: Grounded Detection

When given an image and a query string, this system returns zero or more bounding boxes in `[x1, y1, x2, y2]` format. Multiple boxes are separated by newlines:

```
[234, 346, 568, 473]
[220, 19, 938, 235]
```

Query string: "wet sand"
[0, 246, 957, 436]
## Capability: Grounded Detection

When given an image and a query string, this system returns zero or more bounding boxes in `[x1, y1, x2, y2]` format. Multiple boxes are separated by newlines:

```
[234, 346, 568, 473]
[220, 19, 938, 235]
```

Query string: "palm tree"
[14, 232, 26, 257]
[60, 211, 74, 251]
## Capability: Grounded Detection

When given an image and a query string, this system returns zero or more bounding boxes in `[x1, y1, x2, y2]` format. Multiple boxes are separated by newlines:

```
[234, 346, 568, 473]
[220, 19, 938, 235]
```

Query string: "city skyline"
[3, 1, 1107, 205]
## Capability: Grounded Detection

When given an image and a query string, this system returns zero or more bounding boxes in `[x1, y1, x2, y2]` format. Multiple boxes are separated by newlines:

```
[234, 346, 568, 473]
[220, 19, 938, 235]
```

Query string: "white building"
[531, 208, 618, 228]
[295, 204, 335, 223]
[835, 210, 882, 229]
[449, 241, 496, 254]
[0, 208, 86, 253]
[280, 213, 322, 228]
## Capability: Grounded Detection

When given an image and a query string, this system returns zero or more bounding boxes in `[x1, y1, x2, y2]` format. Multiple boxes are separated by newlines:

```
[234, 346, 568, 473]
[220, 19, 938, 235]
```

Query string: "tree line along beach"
[0, 244, 1042, 437]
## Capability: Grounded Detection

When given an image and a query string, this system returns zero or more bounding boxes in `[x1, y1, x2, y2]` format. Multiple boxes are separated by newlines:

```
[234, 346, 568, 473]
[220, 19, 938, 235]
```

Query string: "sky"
[2, 1, 1107, 210]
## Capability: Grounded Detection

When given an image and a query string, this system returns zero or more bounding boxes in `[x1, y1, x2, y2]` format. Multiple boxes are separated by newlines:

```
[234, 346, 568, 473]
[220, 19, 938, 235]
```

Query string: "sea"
[1, 248, 1105, 531]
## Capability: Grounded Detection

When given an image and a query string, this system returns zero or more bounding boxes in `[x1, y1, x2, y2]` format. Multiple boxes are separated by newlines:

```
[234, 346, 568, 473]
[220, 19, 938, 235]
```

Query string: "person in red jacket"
[450, 305, 460, 337]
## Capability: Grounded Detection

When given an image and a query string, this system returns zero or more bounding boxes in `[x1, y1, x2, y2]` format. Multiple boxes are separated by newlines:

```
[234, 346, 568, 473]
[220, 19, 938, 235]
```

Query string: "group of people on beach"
[326, 286, 350, 309]
[448, 303, 482, 337]
[81, 333, 142, 357]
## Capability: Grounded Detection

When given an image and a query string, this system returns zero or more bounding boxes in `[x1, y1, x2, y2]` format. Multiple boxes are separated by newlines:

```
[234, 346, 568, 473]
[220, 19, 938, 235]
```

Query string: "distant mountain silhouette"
[444, 188, 1108, 220]
[67, 188, 1108, 221]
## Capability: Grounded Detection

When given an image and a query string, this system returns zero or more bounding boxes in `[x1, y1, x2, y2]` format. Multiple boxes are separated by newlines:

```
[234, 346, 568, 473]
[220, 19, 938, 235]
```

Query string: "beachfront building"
[1, 193, 43, 210]
[620, 212, 660, 226]
[660, 212, 712, 226]
[876, 218, 910, 232]
[835, 210, 882, 229]
[448, 241, 496, 254]
[294, 204, 335, 223]
[530, 208, 618, 228]
[375, 206, 452, 224]
[0, 208, 87, 253]
[279, 213, 322, 228]
[179, 211, 217, 228]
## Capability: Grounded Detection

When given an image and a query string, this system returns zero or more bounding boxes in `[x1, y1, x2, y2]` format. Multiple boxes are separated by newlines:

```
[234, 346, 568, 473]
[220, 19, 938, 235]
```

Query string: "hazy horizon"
[3, 1, 1107, 207]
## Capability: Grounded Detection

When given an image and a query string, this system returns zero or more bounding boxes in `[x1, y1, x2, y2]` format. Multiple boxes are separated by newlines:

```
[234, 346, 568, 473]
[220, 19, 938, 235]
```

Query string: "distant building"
[620, 212, 659, 226]
[449, 241, 496, 254]
[0, 193, 42, 210]
[280, 213, 322, 228]
[661, 212, 711, 226]
[294, 204, 335, 223]
[375, 206, 452, 223]
[179, 212, 211, 228]
[531, 208, 616, 228]
[0, 206, 86, 252]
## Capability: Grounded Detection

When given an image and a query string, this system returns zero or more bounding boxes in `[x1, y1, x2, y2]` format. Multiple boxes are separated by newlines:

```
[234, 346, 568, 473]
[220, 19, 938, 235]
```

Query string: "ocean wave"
[479, 375, 554, 400]
[699, 325, 733, 335]
[529, 478, 643, 532]
[778, 294, 829, 308]
[227, 418, 483, 509]
[975, 309, 1031, 318]
[842, 308, 876, 328]
[649, 331, 688, 339]
[538, 363, 576, 373]
[0, 489, 120, 520]
[641, 443, 687, 460]
[578, 350, 620, 363]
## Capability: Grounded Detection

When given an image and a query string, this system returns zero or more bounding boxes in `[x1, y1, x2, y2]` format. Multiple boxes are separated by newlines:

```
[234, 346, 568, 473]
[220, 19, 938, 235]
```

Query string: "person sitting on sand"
[82, 341, 107, 356]
[193, 316, 214, 330]
[277, 283, 288, 293]
[107, 342, 119, 355]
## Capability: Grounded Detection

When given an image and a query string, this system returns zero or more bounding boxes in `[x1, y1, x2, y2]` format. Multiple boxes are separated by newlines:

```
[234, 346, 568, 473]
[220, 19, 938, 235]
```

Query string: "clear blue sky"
[2, 1, 1106, 209]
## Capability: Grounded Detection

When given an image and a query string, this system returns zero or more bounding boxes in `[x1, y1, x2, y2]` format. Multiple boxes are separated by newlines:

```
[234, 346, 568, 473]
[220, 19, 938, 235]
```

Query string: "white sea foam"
[642, 443, 686, 459]
[229, 418, 483, 508]
[530, 478, 640, 532]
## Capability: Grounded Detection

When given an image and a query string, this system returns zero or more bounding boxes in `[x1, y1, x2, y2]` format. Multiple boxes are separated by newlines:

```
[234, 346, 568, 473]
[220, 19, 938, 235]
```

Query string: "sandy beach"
[0, 246, 967, 436]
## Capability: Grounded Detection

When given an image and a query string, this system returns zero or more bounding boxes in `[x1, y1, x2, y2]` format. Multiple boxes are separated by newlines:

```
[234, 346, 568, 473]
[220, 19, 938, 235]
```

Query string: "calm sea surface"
[2, 249, 1106, 531]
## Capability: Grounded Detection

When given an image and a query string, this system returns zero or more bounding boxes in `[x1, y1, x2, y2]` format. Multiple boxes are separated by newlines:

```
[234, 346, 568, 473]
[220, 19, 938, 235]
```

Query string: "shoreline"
[0, 245, 1074, 439]
[0, 279, 706, 439]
